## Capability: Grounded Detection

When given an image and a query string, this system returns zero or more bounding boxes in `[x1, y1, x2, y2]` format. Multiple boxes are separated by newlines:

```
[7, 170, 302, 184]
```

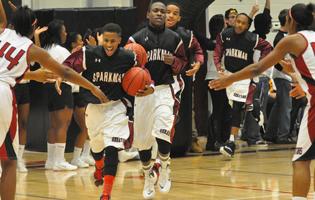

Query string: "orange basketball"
[124, 43, 147, 67]
[122, 67, 151, 96]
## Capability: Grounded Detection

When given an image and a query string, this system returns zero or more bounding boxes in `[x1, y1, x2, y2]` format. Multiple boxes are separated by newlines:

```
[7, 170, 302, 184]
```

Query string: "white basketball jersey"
[0, 28, 33, 87]
[291, 31, 315, 92]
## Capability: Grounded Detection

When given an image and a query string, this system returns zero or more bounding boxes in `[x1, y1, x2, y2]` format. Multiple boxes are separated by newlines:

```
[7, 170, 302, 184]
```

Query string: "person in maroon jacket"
[213, 13, 273, 158]
[165, 2, 205, 153]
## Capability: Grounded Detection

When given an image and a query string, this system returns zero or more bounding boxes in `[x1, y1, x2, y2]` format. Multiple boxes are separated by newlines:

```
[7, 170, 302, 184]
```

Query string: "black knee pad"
[139, 149, 152, 163]
[91, 149, 105, 161]
[156, 138, 171, 155]
[104, 146, 119, 176]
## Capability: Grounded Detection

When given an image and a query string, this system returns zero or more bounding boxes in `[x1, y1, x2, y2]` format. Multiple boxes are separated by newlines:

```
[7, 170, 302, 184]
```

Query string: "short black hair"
[166, 2, 182, 14]
[148, 0, 166, 12]
[225, 8, 238, 19]
[102, 23, 122, 36]
[278, 9, 289, 26]
[291, 3, 314, 31]
[237, 13, 251, 25]
[65, 32, 80, 51]
[254, 13, 272, 35]
[42, 19, 65, 49]
[11, 6, 36, 37]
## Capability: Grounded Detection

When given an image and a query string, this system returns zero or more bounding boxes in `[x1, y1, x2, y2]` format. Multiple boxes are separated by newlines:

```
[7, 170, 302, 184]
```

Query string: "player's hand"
[290, 83, 306, 99]
[55, 77, 62, 95]
[85, 35, 97, 46]
[34, 26, 48, 36]
[279, 59, 295, 73]
[136, 85, 154, 97]
[27, 69, 58, 83]
[163, 53, 175, 65]
[208, 73, 233, 90]
[8, 1, 17, 12]
[90, 86, 109, 103]
[97, 32, 103, 46]
[186, 62, 200, 76]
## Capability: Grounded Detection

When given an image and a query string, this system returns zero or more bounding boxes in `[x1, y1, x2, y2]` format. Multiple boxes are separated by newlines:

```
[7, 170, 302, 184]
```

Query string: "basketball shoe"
[158, 162, 171, 193]
[220, 141, 236, 158]
[143, 169, 157, 199]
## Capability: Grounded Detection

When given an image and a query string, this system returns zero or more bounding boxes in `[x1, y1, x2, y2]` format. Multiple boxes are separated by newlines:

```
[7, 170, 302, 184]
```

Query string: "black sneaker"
[220, 141, 236, 157]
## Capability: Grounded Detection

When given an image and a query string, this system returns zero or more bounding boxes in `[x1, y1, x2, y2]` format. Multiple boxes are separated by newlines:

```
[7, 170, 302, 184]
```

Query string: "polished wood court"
[14, 144, 314, 200]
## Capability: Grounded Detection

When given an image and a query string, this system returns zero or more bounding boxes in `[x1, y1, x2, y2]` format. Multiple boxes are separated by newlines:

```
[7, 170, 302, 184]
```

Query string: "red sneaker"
[100, 195, 110, 200]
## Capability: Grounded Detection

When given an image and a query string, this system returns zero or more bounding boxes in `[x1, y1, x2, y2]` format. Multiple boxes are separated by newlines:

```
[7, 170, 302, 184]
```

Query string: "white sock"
[54, 143, 66, 163]
[292, 197, 307, 200]
[314, 192, 315, 200]
[73, 147, 82, 160]
[229, 135, 235, 142]
[47, 143, 56, 163]
[18, 145, 25, 160]
[81, 140, 91, 157]
[158, 153, 170, 169]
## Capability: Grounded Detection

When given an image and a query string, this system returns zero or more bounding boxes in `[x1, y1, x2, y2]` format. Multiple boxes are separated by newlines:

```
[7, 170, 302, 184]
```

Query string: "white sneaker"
[71, 158, 89, 168]
[118, 151, 139, 162]
[80, 156, 95, 166]
[17, 159, 28, 173]
[53, 161, 78, 171]
[158, 165, 171, 193]
[143, 169, 157, 199]
[45, 161, 55, 170]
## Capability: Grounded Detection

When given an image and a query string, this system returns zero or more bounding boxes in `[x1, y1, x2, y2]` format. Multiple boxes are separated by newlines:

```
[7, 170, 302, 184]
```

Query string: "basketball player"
[213, 12, 273, 158]
[63, 23, 137, 200]
[128, 1, 187, 199]
[0, 4, 106, 200]
[209, 3, 314, 199]
[165, 1, 204, 152]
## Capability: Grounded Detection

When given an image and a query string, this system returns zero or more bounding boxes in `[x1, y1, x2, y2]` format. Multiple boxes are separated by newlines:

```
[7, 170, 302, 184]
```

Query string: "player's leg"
[0, 85, 18, 200]
[0, 160, 16, 200]
[71, 105, 89, 168]
[17, 102, 29, 172]
[100, 146, 119, 200]
[292, 102, 315, 199]
[292, 160, 311, 199]
[220, 101, 243, 158]
[15, 83, 30, 173]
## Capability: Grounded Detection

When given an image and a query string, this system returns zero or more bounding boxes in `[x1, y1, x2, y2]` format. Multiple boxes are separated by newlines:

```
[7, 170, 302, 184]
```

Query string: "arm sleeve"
[172, 40, 188, 74]
[254, 38, 273, 60]
[63, 49, 85, 73]
[213, 33, 224, 71]
[190, 35, 204, 64]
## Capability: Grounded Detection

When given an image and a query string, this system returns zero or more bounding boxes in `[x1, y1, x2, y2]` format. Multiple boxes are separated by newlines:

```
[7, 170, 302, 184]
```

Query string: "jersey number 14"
[0, 41, 26, 70]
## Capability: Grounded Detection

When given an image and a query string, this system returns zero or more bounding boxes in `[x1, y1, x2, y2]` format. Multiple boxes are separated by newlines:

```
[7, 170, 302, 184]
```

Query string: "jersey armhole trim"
[296, 33, 309, 58]
[26, 43, 33, 67]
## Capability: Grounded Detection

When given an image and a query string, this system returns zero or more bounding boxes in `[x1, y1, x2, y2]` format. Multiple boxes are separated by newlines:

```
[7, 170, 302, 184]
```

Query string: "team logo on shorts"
[160, 129, 170, 136]
[295, 147, 303, 155]
[112, 137, 125, 143]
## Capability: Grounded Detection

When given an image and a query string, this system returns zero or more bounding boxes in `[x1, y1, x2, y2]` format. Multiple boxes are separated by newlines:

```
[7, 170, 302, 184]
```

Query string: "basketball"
[122, 67, 151, 96]
[124, 43, 147, 67]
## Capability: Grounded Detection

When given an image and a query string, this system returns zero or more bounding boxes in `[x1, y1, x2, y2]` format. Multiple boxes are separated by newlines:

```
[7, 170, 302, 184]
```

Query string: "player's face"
[60, 25, 67, 44]
[234, 15, 249, 34]
[147, 2, 166, 28]
[227, 13, 237, 27]
[102, 32, 121, 57]
[166, 4, 181, 28]
[74, 34, 84, 49]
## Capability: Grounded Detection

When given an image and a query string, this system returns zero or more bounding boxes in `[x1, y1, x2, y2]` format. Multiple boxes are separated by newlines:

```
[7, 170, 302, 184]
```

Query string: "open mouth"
[105, 47, 114, 55]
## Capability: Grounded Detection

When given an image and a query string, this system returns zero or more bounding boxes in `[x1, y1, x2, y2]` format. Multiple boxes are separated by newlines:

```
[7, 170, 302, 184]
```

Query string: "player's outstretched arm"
[0, 0, 7, 29]
[28, 44, 109, 103]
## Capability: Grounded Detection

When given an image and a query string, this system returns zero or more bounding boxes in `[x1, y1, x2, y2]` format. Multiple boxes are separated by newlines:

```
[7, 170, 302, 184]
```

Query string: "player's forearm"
[62, 67, 95, 91]
[0, 0, 7, 28]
